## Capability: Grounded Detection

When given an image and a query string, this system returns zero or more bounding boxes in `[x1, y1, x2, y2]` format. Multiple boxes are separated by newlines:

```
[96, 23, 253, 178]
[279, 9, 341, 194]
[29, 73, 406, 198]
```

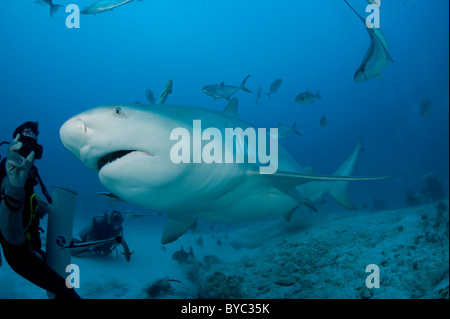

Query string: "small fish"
[202, 75, 252, 100]
[269, 122, 302, 139]
[156, 80, 173, 104]
[420, 98, 431, 119]
[145, 277, 181, 298]
[146, 89, 155, 104]
[120, 240, 134, 262]
[255, 86, 263, 104]
[295, 90, 321, 105]
[81, 0, 142, 15]
[320, 115, 328, 127]
[124, 210, 159, 219]
[366, 0, 381, 8]
[96, 191, 124, 202]
[265, 79, 282, 99]
[34, 0, 63, 18]
[171, 246, 195, 264]
[195, 236, 204, 248]
[203, 255, 221, 264]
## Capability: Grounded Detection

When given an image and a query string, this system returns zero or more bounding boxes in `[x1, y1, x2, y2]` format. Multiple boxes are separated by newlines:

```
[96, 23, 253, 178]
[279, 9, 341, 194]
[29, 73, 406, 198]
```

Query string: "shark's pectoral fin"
[285, 189, 318, 217]
[223, 98, 239, 118]
[283, 203, 301, 221]
[161, 218, 196, 245]
[302, 200, 318, 212]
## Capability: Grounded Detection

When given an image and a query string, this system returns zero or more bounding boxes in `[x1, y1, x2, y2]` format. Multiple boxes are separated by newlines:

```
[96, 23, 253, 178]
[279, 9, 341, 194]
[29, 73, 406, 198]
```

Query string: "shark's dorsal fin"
[220, 81, 225, 86]
[333, 139, 363, 176]
[223, 98, 239, 118]
[161, 218, 196, 244]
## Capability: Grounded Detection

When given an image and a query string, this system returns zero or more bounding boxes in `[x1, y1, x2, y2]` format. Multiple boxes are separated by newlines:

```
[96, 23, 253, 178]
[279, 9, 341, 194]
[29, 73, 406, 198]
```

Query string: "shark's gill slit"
[98, 150, 134, 170]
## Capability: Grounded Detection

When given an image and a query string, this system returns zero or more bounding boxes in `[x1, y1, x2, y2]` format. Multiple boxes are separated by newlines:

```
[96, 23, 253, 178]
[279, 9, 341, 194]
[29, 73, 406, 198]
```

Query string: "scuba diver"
[0, 121, 80, 298]
[71, 210, 133, 262]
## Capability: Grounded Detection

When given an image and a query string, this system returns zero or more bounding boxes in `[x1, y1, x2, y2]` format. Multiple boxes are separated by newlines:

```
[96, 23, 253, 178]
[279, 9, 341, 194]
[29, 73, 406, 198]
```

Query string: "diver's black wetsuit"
[0, 157, 80, 299]
[0, 232, 79, 299]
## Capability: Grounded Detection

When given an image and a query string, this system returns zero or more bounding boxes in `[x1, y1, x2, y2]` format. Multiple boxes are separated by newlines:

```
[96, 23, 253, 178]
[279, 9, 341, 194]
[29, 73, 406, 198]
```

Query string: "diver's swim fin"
[45, 187, 77, 299]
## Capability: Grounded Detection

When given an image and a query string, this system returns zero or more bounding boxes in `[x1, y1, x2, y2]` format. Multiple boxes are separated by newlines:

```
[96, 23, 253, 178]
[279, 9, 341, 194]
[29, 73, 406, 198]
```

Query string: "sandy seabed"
[1, 200, 448, 299]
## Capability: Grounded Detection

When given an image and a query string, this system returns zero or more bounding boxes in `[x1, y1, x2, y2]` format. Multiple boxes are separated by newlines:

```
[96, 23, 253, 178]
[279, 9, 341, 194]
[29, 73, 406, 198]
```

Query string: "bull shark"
[345, 0, 393, 82]
[81, 0, 142, 15]
[366, 0, 381, 8]
[202, 75, 252, 101]
[60, 99, 386, 244]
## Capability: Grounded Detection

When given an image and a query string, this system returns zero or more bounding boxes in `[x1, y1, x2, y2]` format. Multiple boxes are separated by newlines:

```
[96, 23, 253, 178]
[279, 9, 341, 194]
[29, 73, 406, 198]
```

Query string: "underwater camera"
[111, 211, 124, 226]
[19, 135, 43, 160]
[0, 138, 42, 160]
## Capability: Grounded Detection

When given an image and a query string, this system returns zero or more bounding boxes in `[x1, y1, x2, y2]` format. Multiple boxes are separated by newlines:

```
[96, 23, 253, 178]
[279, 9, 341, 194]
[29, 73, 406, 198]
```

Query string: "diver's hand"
[6, 135, 35, 188]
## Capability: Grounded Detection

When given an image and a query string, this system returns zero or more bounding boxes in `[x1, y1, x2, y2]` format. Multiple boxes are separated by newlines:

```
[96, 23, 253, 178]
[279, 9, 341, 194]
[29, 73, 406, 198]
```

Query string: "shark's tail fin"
[240, 75, 252, 93]
[301, 140, 372, 210]
[327, 140, 364, 210]
[50, 4, 63, 18]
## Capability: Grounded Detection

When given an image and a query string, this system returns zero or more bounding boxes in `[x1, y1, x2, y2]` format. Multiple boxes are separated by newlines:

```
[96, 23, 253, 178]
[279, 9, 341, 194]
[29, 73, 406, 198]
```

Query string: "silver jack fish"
[202, 75, 252, 101]
[156, 80, 173, 104]
[295, 90, 321, 105]
[265, 79, 283, 99]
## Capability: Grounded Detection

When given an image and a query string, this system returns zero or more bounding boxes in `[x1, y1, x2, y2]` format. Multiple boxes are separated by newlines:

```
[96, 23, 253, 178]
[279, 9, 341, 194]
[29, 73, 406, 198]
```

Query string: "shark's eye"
[114, 107, 123, 115]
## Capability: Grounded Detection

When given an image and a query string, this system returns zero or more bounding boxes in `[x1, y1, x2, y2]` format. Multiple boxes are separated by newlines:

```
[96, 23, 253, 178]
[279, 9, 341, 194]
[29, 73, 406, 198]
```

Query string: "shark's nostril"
[60, 117, 88, 154]
[75, 118, 87, 133]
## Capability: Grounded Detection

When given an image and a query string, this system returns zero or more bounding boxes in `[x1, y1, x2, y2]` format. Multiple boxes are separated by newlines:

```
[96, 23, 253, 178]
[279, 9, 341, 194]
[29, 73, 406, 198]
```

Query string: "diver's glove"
[6, 134, 35, 188]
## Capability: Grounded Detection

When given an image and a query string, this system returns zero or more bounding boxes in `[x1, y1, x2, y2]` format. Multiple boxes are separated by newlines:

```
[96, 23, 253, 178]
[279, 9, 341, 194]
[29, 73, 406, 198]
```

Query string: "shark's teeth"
[97, 150, 133, 170]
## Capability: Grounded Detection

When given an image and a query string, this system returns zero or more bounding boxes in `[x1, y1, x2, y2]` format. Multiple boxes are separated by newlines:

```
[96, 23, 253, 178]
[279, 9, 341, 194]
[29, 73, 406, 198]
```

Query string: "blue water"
[0, 0, 448, 299]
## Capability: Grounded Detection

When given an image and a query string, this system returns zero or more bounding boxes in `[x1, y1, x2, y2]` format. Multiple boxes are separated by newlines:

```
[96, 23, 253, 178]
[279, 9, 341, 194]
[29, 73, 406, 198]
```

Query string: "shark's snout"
[60, 117, 87, 157]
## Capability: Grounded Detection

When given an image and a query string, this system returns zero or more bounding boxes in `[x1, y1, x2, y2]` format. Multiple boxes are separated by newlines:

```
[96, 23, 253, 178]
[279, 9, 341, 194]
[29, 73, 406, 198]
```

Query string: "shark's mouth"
[97, 150, 134, 170]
